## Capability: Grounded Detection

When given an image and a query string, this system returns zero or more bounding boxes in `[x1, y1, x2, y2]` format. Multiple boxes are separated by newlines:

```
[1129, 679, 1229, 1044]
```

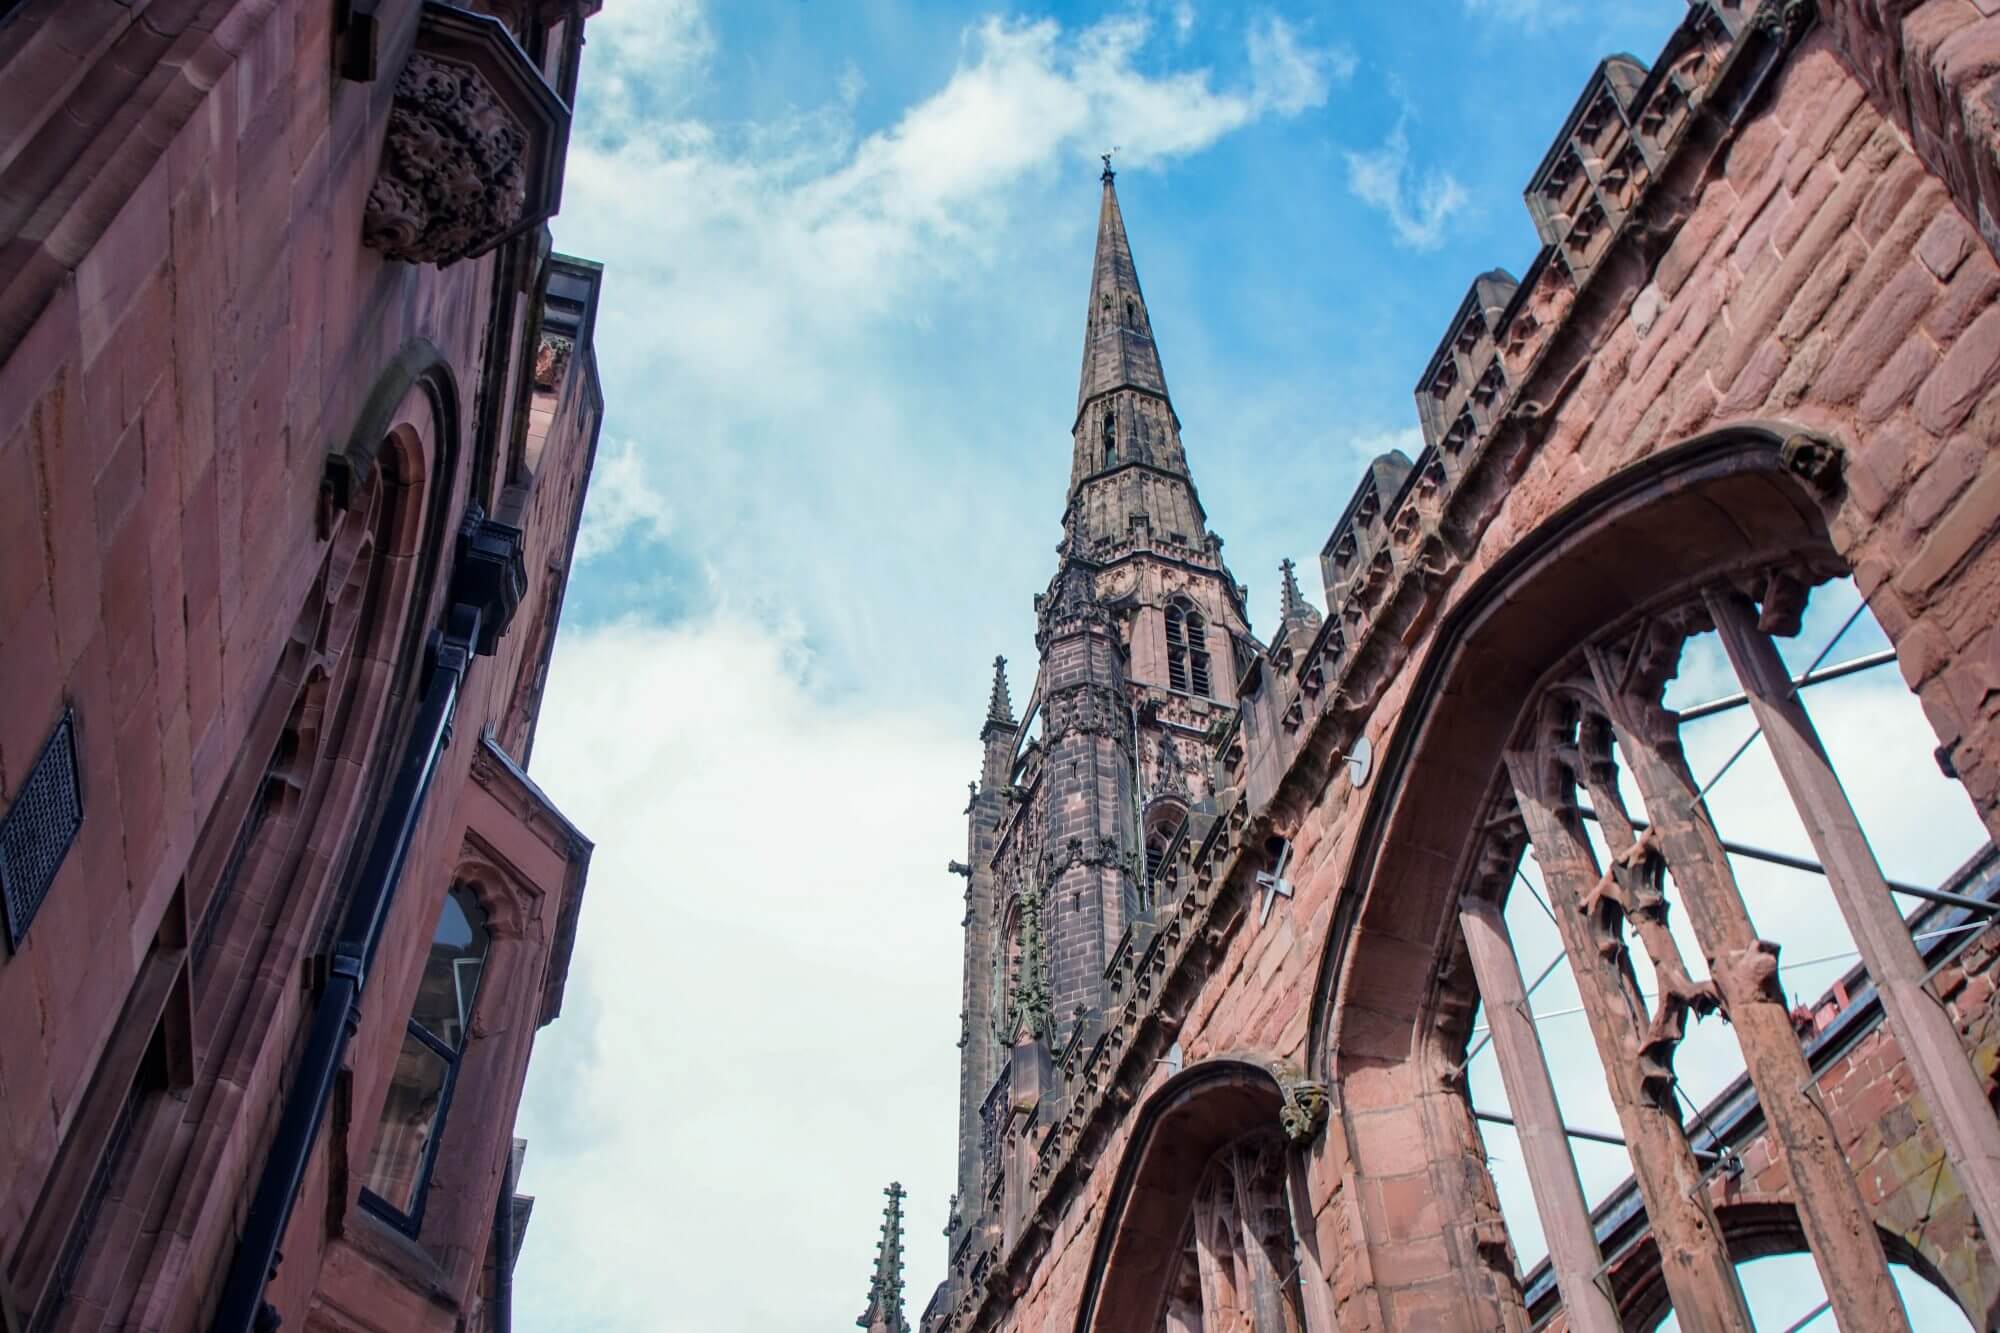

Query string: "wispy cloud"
[572, 436, 675, 562]
[1344, 117, 1469, 251]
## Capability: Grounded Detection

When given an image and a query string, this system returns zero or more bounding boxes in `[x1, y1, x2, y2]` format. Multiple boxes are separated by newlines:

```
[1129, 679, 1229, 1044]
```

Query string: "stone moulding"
[363, 3, 572, 267]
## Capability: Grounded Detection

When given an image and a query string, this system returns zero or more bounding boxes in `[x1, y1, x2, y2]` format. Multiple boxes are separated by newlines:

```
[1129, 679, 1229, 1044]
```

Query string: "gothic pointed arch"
[1304, 424, 1995, 1326]
[1073, 1058, 1330, 1333]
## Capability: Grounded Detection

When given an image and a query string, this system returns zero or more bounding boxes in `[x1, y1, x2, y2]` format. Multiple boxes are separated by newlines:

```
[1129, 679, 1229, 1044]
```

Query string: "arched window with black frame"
[361, 884, 491, 1230]
[1166, 599, 1212, 698]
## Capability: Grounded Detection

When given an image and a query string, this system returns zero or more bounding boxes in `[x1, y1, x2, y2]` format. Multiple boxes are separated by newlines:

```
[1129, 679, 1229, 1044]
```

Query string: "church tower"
[946, 163, 1251, 1256]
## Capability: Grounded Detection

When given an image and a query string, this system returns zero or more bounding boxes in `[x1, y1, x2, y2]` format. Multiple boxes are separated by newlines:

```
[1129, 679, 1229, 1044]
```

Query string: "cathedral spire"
[984, 656, 1014, 730]
[857, 1183, 910, 1333]
[1077, 167, 1169, 417]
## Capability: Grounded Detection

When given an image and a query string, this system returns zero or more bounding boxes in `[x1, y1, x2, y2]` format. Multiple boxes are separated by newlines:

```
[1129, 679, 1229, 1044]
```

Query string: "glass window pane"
[411, 887, 489, 1049]
[363, 1027, 452, 1216]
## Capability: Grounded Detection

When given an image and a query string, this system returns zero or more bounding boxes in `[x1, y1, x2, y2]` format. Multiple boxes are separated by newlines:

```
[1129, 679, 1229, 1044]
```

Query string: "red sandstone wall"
[0, 2, 599, 1329]
[976, 25, 2000, 1333]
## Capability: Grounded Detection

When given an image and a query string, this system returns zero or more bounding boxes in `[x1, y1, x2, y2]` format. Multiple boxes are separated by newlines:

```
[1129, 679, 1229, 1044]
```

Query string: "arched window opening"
[1158, 1134, 1306, 1333]
[1103, 410, 1118, 468]
[1450, 573, 1992, 1326]
[1656, 1252, 1972, 1331]
[1166, 601, 1211, 698]
[361, 884, 492, 1230]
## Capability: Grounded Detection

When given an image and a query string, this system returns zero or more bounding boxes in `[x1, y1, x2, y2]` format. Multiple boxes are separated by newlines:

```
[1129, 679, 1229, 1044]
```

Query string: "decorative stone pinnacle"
[857, 1182, 911, 1333]
[1278, 558, 1321, 631]
[986, 655, 1015, 727]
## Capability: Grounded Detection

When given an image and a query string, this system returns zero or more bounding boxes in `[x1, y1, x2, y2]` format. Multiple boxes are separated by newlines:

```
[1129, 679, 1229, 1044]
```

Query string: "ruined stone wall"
[927, 7, 2000, 1331]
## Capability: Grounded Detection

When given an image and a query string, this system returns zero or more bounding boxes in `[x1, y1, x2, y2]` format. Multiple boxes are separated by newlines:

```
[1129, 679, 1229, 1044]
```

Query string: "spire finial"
[1100, 149, 1116, 182]
[857, 1183, 910, 1333]
[985, 655, 1015, 728]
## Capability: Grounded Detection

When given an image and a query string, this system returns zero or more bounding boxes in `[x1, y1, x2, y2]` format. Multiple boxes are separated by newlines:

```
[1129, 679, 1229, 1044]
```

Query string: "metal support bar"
[1574, 808, 1996, 915]
[1677, 650, 1898, 722]
[1472, 1108, 1720, 1165]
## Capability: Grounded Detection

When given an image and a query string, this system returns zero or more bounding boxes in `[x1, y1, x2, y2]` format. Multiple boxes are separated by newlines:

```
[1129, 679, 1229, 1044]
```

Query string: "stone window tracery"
[1158, 1133, 1306, 1333]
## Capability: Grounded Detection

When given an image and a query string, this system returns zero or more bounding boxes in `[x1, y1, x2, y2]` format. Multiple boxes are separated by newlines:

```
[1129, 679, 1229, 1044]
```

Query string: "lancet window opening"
[1166, 600, 1211, 698]
[1104, 410, 1118, 469]
[1448, 571, 1993, 1330]
[361, 884, 493, 1232]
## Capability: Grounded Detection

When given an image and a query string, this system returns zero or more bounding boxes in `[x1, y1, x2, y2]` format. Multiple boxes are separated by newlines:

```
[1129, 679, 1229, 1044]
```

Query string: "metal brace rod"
[1676, 649, 1898, 722]
[1575, 808, 1998, 916]
[1472, 1108, 1720, 1164]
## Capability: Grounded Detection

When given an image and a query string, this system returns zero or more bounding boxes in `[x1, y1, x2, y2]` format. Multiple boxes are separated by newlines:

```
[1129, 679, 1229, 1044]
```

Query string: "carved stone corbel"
[1270, 1061, 1331, 1143]
[363, 4, 571, 267]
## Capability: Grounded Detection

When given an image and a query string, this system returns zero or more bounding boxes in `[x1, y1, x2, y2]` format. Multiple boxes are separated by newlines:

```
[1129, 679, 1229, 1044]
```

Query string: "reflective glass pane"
[363, 1027, 451, 1216]
[411, 887, 489, 1049]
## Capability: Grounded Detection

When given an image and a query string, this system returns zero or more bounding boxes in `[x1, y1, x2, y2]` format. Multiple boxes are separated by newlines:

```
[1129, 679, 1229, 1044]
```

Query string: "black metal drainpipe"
[491, 1148, 515, 1333]
[210, 603, 483, 1333]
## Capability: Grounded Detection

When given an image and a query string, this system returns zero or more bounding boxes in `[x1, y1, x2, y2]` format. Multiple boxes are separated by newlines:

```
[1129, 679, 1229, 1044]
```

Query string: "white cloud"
[1344, 117, 1469, 251]
[1248, 15, 1355, 115]
[1173, 0, 1196, 43]
[572, 436, 675, 562]
[513, 612, 972, 1330]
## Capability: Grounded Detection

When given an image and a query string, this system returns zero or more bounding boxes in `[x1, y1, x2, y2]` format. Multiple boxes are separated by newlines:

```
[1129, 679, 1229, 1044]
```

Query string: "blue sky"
[508, 3, 1988, 1329]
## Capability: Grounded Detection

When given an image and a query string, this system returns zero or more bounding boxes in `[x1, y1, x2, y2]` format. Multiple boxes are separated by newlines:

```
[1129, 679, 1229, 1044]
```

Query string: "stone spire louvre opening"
[1076, 167, 1170, 421]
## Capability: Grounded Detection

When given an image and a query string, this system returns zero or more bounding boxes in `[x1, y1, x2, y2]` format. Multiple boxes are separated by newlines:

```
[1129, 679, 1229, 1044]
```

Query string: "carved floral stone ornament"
[1270, 1061, 1331, 1143]
[363, 4, 571, 267]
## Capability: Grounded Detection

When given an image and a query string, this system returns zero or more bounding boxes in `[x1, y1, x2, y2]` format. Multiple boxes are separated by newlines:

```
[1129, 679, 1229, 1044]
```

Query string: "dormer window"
[1165, 599, 1212, 697]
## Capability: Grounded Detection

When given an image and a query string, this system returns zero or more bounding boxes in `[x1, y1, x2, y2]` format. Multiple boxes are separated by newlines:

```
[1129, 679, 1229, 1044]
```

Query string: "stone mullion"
[1587, 650, 1912, 1333]
[1192, 1177, 1238, 1332]
[1458, 897, 1621, 1333]
[1504, 745, 1754, 1333]
[1574, 723, 1722, 1102]
[1707, 588, 2000, 1261]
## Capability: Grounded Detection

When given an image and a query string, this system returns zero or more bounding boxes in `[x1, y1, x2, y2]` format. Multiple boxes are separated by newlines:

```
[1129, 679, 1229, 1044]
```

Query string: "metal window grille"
[1, 709, 83, 951]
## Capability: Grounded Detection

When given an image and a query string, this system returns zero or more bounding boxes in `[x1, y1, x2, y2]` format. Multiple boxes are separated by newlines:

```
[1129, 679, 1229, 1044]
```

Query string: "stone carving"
[1753, 0, 1817, 43]
[364, 53, 529, 266]
[534, 332, 574, 389]
[1779, 431, 1844, 493]
[1271, 1061, 1330, 1143]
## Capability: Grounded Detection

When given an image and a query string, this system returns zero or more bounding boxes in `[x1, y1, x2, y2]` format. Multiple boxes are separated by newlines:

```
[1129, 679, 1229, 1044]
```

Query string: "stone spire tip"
[985, 655, 1015, 728]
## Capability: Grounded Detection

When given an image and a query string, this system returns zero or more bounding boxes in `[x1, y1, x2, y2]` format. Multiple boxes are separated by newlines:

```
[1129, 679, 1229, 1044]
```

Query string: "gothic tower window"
[361, 885, 492, 1229]
[1166, 600, 1211, 698]
[1103, 409, 1118, 468]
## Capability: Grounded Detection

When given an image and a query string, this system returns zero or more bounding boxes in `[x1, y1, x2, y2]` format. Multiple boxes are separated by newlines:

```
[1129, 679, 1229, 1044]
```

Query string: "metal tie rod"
[1471, 1108, 1720, 1164]
[1676, 649, 1899, 722]
[1575, 808, 1999, 917]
